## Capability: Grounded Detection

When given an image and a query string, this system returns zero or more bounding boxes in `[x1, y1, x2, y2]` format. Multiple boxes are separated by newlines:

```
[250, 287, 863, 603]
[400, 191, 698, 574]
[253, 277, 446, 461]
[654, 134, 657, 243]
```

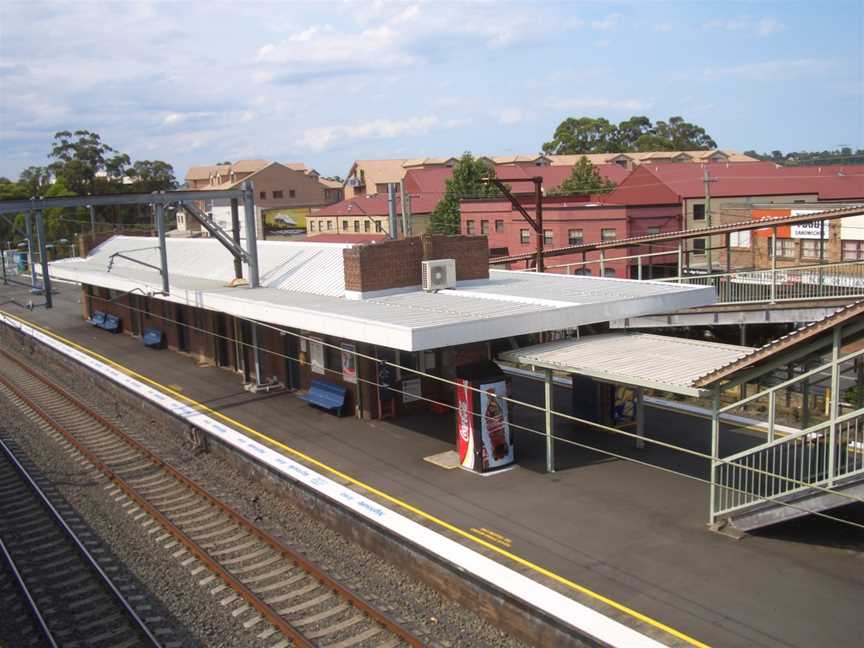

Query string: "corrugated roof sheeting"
[82, 236, 349, 297]
[501, 333, 754, 395]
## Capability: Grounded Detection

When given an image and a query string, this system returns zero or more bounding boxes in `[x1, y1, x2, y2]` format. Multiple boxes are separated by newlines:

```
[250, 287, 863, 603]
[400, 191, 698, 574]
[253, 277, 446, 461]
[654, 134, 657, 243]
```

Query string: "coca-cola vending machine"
[456, 361, 515, 473]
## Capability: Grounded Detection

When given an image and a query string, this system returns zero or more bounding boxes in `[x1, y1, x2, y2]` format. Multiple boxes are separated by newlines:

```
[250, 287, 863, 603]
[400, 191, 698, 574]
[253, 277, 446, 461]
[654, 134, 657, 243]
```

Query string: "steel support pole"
[828, 326, 842, 486]
[767, 390, 776, 443]
[635, 387, 645, 449]
[25, 212, 38, 291]
[250, 322, 263, 386]
[709, 387, 720, 526]
[677, 240, 683, 279]
[155, 203, 169, 296]
[34, 210, 52, 308]
[387, 183, 398, 239]
[242, 181, 260, 288]
[0, 247, 6, 285]
[599, 250, 605, 275]
[89, 204, 96, 239]
[230, 198, 242, 279]
[725, 232, 731, 273]
[770, 226, 777, 303]
[637, 255, 642, 280]
[544, 369, 555, 473]
[818, 220, 825, 293]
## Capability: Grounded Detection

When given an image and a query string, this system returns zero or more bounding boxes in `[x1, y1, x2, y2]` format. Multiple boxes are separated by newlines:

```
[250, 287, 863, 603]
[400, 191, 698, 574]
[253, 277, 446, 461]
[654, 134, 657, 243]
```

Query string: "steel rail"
[0, 436, 162, 648]
[0, 348, 428, 648]
[0, 535, 59, 648]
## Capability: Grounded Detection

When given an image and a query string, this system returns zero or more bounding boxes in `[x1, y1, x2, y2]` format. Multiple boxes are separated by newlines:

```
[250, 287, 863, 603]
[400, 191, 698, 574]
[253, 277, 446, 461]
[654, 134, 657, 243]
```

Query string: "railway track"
[0, 435, 163, 648]
[0, 348, 428, 648]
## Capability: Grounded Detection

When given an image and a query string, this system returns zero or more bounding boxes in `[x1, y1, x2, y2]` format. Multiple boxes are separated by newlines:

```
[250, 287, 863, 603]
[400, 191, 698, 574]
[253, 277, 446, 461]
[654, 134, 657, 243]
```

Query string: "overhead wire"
[71, 288, 864, 528]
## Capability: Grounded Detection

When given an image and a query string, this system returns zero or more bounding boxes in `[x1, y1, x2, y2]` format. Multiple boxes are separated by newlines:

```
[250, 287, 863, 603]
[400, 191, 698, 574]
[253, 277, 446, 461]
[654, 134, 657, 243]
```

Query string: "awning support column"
[250, 321, 263, 386]
[544, 369, 555, 473]
[709, 386, 720, 526]
[35, 210, 52, 308]
[25, 211, 38, 291]
[155, 202, 169, 296]
[635, 387, 645, 449]
[770, 226, 777, 303]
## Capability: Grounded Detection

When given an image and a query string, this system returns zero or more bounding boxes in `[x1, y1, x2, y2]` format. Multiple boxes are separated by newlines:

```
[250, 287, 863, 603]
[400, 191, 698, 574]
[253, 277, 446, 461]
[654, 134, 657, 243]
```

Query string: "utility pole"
[488, 176, 544, 272]
[703, 168, 717, 273]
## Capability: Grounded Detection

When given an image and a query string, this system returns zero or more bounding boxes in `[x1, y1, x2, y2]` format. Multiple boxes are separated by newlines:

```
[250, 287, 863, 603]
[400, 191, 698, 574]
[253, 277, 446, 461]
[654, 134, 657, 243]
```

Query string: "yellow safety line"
[0, 309, 711, 648]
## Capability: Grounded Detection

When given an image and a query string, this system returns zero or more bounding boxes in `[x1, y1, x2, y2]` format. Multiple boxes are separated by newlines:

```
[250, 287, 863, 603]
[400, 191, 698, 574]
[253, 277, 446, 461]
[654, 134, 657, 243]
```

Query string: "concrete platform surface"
[2, 280, 862, 648]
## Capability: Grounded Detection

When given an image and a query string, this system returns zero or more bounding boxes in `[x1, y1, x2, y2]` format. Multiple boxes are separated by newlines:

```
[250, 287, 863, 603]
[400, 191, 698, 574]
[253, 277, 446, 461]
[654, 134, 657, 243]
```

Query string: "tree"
[549, 156, 616, 195]
[18, 166, 52, 197]
[743, 148, 864, 166]
[429, 153, 500, 235]
[130, 160, 177, 192]
[542, 117, 617, 155]
[542, 115, 717, 155]
[48, 129, 117, 195]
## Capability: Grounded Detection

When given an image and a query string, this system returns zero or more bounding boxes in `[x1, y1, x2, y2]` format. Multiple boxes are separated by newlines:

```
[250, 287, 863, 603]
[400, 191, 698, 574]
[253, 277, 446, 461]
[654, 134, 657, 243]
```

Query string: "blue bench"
[143, 328, 163, 348]
[299, 379, 348, 416]
[87, 311, 106, 327]
[101, 314, 121, 333]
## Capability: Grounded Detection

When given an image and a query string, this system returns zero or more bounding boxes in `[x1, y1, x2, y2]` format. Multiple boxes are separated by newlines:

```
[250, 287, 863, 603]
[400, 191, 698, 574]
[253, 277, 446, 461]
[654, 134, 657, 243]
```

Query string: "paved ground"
[2, 279, 862, 648]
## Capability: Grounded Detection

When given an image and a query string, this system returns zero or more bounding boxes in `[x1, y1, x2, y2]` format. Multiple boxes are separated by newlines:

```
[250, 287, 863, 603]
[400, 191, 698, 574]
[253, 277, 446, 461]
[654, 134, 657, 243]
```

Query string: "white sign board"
[790, 210, 828, 239]
[309, 338, 325, 375]
[840, 214, 864, 242]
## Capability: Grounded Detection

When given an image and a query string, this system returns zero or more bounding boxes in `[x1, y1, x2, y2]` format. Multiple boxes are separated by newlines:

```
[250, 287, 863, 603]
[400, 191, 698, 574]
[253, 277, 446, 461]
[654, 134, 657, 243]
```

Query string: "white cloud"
[495, 108, 525, 125]
[702, 59, 834, 82]
[703, 16, 785, 37]
[591, 13, 620, 31]
[256, 24, 414, 67]
[300, 115, 452, 152]
[653, 23, 673, 32]
[551, 97, 648, 111]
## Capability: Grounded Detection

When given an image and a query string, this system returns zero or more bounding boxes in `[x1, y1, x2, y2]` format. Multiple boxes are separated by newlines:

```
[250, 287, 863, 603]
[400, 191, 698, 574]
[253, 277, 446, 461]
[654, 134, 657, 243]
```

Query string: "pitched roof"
[603, 162, 864, 205]
[346, 159, 410, 185]
[305, 233, 388, 244]
[232, 159, 271, 173]
[310, 192, 441, 217]
[693, 300, 864, 387]
[546, 150, 758, 166]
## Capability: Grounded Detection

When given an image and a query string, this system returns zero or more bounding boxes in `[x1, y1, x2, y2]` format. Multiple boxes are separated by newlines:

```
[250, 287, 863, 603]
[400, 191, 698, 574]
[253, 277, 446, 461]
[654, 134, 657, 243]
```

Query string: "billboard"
[478, 380, 514, 470]
[265, 207, 309, 230]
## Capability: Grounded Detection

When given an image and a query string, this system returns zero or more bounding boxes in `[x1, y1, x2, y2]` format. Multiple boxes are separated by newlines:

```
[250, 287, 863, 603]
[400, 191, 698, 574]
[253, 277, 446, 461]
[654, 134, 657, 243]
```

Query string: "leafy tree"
[549, 156, 616, 195]
[48, 130, 118, 195]
[130, 160, 177, 192]
[542, 117, 617, 155]
[429, 152, 500, 235]
[543, 115, 717, 155]
[743, 148, 864, 166]
[18, 166, 52, 197]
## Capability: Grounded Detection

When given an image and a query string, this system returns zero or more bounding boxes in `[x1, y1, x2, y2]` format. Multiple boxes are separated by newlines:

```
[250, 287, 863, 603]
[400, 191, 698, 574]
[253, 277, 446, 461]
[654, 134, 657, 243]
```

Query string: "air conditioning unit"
[422, 259, 456, 291]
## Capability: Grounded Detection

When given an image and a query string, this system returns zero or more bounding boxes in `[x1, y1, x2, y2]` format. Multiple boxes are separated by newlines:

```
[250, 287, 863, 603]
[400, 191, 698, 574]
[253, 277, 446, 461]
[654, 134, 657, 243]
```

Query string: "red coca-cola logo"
[458, 399, 470, 442]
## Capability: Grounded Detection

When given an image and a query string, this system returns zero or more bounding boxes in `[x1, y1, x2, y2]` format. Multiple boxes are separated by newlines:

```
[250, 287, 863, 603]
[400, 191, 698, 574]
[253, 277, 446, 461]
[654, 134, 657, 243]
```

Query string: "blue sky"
[1, 1, 862, 181]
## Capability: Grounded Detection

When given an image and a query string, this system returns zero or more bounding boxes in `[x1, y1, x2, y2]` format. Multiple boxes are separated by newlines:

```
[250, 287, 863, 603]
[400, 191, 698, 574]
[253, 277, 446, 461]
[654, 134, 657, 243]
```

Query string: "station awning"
[499, 333, 754, 397]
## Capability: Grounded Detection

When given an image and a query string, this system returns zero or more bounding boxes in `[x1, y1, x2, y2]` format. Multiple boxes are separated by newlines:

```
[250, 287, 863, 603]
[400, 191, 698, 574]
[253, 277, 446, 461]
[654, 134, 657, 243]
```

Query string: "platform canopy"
[500, 333, 754, 397]
[47, 236, 714, 352]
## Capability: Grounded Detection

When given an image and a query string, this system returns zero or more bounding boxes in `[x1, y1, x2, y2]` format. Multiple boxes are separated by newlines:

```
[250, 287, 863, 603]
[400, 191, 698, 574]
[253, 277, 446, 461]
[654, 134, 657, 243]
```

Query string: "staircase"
[712, 409, 864, 532]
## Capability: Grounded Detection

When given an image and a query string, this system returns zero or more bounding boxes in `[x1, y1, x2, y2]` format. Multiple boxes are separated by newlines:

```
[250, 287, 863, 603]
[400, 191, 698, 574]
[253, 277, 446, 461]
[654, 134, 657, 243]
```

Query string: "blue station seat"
[143, 328, 163, 348]
[101, 314, 121, 333]
[299, 379, 348, 416]
[87, 311, 107, 327]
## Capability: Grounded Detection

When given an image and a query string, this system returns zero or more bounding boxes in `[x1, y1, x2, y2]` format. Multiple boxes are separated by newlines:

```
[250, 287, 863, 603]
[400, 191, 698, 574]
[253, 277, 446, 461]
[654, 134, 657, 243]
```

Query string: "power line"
[71, 289, 864, 528]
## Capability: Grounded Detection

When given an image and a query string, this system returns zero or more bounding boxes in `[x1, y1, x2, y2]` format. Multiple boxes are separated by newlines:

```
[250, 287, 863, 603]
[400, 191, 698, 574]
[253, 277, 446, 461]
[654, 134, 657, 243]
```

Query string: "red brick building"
[461, 195, 681, 278]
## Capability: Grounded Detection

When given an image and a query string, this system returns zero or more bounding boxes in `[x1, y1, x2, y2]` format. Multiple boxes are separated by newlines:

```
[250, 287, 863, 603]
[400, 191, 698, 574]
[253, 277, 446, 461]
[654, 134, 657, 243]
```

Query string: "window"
[575, 268, 592, 276]
[568, 229, 583, 245]
[327, 220, 333, 231]
[309, 220, 316, 232]
[801, 239, 823, 259]
[273, 190, 284, 199]
[520, 229, 530, 244]
[842, 240, 864, 260]
[730, 231, 751, 248]
[259, 191, 267, 199]
[495, 219, 504, 233]
[364, 220, 370, 232]
[342, 220, 349, 231]
[354, 221, 360, 232]
[646, 226, 661, 235]
[693, 204, 705, 220]
[289, 189, 296, 198]
[693, 238, 706, 255]
[601, 228, 617, 241]
[375, 183, 390, 194]
[543, 230, 553, 245]
[375, 221, 383, 232]
[466, 220, 476, 235]
[603, 268, 617, 277]
[771, 238, 795, 258]
[481, 220, 489, 235]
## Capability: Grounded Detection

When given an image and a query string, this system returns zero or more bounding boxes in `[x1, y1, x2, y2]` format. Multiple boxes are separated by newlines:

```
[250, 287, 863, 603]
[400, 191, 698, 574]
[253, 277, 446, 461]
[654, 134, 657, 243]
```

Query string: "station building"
[46, 234, 713, 420]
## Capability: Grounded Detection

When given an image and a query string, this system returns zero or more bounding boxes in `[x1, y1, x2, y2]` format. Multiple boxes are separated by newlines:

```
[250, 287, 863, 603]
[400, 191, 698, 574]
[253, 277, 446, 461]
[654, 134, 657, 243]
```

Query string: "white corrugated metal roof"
[85, 236, 349, 297]
[49, 237, 716, 351]
[499, 333, 754, 396]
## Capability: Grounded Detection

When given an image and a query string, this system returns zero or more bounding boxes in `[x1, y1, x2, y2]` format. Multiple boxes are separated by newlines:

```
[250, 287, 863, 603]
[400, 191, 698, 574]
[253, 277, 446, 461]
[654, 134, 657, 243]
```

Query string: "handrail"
[656, 259, 864, 283]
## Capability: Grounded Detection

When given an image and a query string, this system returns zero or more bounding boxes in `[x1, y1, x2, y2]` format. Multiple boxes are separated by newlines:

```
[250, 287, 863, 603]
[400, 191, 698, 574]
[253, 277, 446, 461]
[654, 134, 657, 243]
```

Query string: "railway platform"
[1, 280, 862, 648]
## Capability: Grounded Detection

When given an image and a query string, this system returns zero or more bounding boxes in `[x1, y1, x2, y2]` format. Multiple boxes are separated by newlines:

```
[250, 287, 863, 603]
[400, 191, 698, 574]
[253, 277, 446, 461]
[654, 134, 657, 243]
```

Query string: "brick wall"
[343, 234, 488, 293]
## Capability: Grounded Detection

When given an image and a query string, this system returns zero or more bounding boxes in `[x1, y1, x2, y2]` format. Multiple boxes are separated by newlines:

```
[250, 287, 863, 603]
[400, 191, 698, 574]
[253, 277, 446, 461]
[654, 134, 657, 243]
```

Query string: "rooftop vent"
[422, 259, 456, 291]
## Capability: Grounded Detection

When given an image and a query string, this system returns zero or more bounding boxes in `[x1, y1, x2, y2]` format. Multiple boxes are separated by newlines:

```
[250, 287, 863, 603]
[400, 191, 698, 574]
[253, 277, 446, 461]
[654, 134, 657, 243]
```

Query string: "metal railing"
[714, 408, 864, 518]
[660, 260, 864, 305]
